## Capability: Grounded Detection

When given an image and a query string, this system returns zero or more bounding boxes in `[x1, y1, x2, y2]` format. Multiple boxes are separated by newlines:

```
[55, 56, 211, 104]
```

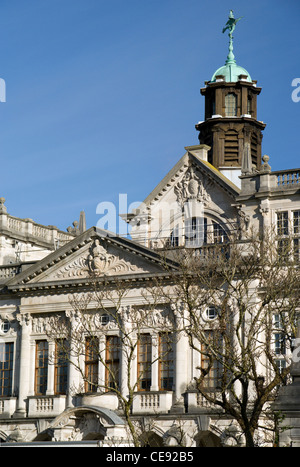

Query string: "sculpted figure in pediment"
[88, 239, 111, 272]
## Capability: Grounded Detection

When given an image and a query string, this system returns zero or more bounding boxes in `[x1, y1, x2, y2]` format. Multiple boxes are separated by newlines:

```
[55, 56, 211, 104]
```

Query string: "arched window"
[225, 93, 237, 117]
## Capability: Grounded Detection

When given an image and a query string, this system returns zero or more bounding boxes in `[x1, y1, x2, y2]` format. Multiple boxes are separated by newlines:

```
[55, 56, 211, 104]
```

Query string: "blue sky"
[0, 0, 299, 234]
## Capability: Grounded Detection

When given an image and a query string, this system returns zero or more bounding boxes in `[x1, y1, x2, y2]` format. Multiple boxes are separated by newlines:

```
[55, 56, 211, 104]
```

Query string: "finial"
[67, 211, 87, 236]
[261, 155, 271, 173]
[79, 210, 86, 234]
[222, 10, 243, 65]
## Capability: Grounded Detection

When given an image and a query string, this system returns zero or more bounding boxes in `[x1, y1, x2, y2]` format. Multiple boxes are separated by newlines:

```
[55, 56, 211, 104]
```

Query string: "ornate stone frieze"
[31, 315, 57, 334]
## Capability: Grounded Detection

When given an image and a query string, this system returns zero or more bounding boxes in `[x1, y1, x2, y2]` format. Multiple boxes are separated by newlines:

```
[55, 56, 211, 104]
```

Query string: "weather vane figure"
[222, 10, 243, 65]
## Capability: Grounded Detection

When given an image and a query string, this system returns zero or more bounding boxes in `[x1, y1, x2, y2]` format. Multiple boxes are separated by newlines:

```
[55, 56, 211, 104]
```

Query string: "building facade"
[0, 13, 299, 447]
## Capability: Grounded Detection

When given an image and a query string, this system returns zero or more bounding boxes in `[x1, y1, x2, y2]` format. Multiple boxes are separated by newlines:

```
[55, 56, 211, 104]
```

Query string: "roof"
[210, 62, 252, 83]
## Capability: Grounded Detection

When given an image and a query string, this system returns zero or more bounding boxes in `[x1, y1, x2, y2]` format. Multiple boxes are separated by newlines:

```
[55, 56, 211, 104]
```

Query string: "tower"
[195, 11, 266, 186]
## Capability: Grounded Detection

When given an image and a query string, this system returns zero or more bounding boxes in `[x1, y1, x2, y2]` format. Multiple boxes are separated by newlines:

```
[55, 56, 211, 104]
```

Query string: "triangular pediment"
[122, 146, 240, 229]
[6, 227, 176, 289]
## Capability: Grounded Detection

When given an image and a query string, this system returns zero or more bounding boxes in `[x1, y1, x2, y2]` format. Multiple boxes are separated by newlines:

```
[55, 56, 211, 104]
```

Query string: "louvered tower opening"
[224, 129, 239, 166]
[251, 132, 258, 168]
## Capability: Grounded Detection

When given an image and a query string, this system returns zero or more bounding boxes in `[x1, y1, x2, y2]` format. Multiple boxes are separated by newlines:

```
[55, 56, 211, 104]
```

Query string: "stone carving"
[174, 167, 211, 207]
[133, 306, 174, 328]
[16, 313, 32, 328]
[32, 315, 57, 334]
[236, 205, 250, 236]
[0, 313, 16, 336]
[56, 255, 90, 279]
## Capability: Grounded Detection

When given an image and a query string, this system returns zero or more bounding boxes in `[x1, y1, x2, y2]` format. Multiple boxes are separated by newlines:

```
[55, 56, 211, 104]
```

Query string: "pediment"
[6, 228, 174, 288]
[123, 148, 240, 228]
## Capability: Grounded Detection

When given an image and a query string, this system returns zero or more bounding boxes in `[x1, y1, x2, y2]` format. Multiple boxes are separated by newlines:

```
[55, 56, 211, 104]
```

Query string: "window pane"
[35, 341, 48, 395]
[225, 93, 237, 117]
[293, 211, 300, 235]
[55, 339, 68, 395]
[85, 337, 99, 393]
[105, 336, 120, 391]
[159, 334, 174, 391]
[274, 332, 286, 355]
[185, 217, 207, 247]
[138, 335, 152, 391]
[0, 343, 14, 397]
[277, 211, 289, 236]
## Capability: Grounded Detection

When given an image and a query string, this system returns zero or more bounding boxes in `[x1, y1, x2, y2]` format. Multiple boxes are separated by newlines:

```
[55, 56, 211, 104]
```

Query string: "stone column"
[172, 311, 188, 413]
[65, 310, 82, 408]
[98, 335, 106, 389]
[14, 313, 32, 417]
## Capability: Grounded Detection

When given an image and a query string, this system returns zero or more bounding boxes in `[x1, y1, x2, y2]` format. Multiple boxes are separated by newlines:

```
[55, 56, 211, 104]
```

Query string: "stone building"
[0, 12, 299, 446]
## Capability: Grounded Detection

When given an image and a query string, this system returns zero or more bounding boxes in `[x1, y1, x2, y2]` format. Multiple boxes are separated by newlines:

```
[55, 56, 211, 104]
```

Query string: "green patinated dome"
[211, 62, 252, 83]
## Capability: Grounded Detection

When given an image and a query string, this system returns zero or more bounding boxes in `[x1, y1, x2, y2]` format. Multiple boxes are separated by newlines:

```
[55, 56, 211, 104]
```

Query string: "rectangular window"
[201, 331, 222, 389]
[85, 337, 99, 393]
[105, 336, 120, 391]
[293, 211, 300, 262]
[159, 334, 174, 391]
[54, 339, 68, 395]
[274, 332, 286, 356]
[185, 217, 207, 248]
[137, 334, 152, 391]
[277, 238, 290, 260]
[275, 359, 286, 374]
[293, 210, 300, 235]
[0, 342, 14, 397]
[35, 340, 48, 395]
[277, 211, 289, 236]
[277, 211, 300, 262]
[277, 211, 290, 261]
[225, 93, 237, 117]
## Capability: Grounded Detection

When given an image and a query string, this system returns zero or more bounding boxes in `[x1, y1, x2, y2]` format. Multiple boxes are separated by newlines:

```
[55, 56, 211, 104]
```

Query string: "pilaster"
[14, 313, 32, 417]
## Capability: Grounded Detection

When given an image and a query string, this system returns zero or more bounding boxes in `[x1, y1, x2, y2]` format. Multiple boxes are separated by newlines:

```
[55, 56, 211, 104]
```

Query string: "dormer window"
[225, 93, 237, 117]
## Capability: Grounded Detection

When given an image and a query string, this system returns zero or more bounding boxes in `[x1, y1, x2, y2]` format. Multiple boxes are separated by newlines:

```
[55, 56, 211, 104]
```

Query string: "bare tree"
[46, 276, 175, 447]
[152, 227, 300, 447]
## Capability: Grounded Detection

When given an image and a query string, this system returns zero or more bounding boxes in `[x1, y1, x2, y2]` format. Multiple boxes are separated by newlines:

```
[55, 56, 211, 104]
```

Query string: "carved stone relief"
[53, 239, 149, 280]
[31, 315, 57, 334]
[0, 313, 17, 337]
[174, 167, 211, 207]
